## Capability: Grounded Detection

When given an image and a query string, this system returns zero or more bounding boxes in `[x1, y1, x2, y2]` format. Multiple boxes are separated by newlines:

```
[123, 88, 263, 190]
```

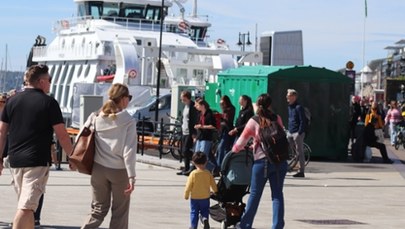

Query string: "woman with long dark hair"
[194, 99, 217, 172]
[229, 95, 254, 140]
[216, 95, 236, 167]
[232, 94, 287, 229]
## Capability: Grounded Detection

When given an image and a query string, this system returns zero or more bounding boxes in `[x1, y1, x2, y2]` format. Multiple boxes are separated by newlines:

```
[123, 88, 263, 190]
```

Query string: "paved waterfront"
[1, 146, 405, 229]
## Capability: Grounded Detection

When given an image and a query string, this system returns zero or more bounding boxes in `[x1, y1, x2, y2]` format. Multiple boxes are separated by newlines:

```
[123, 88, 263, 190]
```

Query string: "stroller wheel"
[395, 143, 400, 150]
[220, 221, 227, 229]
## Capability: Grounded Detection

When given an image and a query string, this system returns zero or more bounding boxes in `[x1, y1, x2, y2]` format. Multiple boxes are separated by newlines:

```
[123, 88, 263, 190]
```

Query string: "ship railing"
[53, 16, 93, 33]
[53, 16, 185, 33]
[32, 39, 111, 60]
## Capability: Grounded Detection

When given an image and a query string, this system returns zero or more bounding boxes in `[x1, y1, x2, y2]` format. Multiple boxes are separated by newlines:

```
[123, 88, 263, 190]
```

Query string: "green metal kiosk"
[206, 65, 352, 159]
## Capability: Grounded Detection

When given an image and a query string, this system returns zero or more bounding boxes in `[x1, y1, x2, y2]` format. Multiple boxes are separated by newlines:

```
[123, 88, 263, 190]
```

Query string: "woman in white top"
[81, 83, 137, 229]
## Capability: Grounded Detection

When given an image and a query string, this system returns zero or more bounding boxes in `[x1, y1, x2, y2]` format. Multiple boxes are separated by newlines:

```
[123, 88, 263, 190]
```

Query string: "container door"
[205, 82, 221, 112]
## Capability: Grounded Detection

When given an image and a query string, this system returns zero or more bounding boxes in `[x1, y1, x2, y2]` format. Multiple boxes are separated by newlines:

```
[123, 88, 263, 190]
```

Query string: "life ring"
[178, 21, 189, 32]
[61, 20, 70, 29]
[216, 38, 225, 44]
[128, 69, 137, 79]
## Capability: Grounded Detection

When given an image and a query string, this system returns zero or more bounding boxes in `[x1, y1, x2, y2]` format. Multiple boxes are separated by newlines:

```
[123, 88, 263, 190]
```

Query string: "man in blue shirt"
[286, 89, 306, 178]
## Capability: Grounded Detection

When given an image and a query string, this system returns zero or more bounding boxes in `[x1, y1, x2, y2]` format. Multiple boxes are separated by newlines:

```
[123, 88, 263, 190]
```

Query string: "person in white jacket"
[81, 83, 137, 229]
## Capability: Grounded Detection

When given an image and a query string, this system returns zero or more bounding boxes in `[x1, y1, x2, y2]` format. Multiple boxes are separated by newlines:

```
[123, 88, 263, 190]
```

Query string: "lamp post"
[237, 32, 252, 52]
[155, 0, 165, 123]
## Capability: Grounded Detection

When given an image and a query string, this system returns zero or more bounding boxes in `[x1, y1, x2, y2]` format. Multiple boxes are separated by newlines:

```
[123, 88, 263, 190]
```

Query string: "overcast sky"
[0, 0, 404, 72]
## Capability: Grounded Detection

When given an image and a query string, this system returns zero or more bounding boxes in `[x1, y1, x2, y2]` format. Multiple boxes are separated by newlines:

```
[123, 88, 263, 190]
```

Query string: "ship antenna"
[192, 0, 197, 18]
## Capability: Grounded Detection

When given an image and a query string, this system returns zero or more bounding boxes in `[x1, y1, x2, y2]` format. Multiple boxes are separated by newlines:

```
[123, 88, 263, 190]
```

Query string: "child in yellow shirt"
[184, 152, 218, 229]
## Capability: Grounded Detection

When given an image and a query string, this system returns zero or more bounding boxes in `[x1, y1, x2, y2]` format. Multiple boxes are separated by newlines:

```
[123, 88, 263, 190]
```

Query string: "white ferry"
[30, 0, 262, 125]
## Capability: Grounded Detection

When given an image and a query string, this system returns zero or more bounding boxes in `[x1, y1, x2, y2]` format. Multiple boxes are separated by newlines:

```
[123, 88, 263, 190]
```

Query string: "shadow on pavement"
[0, 222, 107, 229]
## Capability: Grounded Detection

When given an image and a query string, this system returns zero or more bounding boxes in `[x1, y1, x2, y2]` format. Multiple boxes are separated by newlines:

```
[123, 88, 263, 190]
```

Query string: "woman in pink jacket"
[385, 100, 402, 146]
[232, 94, 287, 229]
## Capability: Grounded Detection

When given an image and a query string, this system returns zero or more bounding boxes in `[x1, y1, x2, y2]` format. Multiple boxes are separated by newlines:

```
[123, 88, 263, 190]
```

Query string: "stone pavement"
[1, 147, 405, 229]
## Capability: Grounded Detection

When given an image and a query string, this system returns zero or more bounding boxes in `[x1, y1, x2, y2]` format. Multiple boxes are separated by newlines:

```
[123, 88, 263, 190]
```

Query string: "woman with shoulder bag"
[232, 94, 287, 229]
[81, 83, 137, 229]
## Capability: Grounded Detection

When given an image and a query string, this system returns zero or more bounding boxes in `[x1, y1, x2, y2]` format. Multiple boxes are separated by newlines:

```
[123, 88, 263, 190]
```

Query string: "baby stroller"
[210, 149, 254, 229]
[394, 125, 405, 150]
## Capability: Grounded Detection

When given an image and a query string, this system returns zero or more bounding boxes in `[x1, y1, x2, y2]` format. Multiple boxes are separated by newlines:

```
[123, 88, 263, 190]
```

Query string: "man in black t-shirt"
[0, 64, 73, 229]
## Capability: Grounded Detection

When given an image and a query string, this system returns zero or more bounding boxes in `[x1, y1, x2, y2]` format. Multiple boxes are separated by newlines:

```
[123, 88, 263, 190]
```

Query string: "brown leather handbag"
[69, 113, 97, 175]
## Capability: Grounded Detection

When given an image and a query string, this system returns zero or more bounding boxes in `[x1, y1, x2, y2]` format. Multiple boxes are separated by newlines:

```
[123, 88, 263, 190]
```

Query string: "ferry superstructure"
[31, 0, 262, 115]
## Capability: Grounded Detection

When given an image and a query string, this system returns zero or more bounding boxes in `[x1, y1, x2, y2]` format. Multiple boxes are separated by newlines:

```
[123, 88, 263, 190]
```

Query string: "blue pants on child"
[239, 159, 287, 229]
[190, 198, 209, 229]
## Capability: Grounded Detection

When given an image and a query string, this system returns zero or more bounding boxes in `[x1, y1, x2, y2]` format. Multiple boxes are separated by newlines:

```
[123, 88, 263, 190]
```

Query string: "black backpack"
[253, 115, 289, 163]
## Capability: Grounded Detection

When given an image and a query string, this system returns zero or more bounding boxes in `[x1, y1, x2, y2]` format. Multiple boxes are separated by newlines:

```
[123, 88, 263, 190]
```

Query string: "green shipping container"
[207, 65, 352, 159]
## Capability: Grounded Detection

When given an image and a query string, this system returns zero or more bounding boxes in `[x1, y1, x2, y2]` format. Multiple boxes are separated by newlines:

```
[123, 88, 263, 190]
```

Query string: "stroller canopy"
[221, 150, 254, 188]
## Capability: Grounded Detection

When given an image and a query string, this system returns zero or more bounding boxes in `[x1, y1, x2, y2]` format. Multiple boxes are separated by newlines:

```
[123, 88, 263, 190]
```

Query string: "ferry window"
[87, 2, 120, 19]
[167, 25, 176, 33]
[103, 3, 119, 17]
[84, 64, 90, 77]
[77, 65, 83, 77]
[77, 3, 86, 17]
[145, 8, 156, 20]
[145, 6, 165, 21]
[189, 27, 207, 41]
[89, 4, 102, 19]
[193, 69, 204, 79]
[125, 8, 144, 19]
[176, 68, 187, 84]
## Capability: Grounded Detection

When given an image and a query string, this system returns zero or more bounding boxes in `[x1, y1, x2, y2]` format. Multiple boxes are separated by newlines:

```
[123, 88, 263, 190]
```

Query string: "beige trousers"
[81, 163, 130, 229]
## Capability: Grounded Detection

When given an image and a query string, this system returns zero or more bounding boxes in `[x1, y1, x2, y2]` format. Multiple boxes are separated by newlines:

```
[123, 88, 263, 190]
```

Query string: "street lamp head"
[246, 36, 252, 46]
[237, 37, 242, 46]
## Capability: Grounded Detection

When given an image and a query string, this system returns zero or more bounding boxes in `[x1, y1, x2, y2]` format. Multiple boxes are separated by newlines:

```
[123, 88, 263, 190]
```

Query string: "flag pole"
[361, 0, 367, 97]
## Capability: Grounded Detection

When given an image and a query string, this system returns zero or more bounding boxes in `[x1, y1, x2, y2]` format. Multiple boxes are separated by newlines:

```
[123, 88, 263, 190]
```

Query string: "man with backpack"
[286, 89, 307, 178]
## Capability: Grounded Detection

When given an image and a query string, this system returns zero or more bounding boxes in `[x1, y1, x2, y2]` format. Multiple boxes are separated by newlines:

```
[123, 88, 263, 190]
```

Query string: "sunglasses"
[0, 101, 5, 104]
[38, 76, 52, 83]
[128, 95, 132, 101]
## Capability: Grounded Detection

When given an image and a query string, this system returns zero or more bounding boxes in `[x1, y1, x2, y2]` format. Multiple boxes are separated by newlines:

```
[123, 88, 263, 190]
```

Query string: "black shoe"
[34, 220, 41, 228]
[183, 166, 196, 176]
[200, 216, 210, 229]
[183, 169, 193, 176]
[203, 219, 210, 229]
[293, 172, 305, 178]
[384, 159, 393, 164]
[176, 170, 186, 175]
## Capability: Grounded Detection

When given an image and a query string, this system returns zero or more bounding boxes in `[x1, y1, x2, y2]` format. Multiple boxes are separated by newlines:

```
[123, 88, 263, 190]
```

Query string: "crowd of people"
[1, 63, 399, 229]
[176, 88, 309, 229]
[0, 65, 313, 228]
[349, 95, 396, 163]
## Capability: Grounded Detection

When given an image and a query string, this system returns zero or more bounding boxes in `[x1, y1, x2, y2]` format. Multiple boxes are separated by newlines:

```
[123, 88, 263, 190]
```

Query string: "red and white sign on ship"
[178, 21, 189, 32]
[128, 69, 137, 79]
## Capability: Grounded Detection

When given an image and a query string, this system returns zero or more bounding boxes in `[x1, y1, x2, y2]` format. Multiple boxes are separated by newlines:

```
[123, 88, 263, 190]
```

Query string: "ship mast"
[192, 0, 197, 17]
[1, 44, 7, 92]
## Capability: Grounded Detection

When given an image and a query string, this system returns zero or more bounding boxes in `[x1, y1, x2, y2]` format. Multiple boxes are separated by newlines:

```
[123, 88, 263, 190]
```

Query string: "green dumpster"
[206, 65, 352, 159]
